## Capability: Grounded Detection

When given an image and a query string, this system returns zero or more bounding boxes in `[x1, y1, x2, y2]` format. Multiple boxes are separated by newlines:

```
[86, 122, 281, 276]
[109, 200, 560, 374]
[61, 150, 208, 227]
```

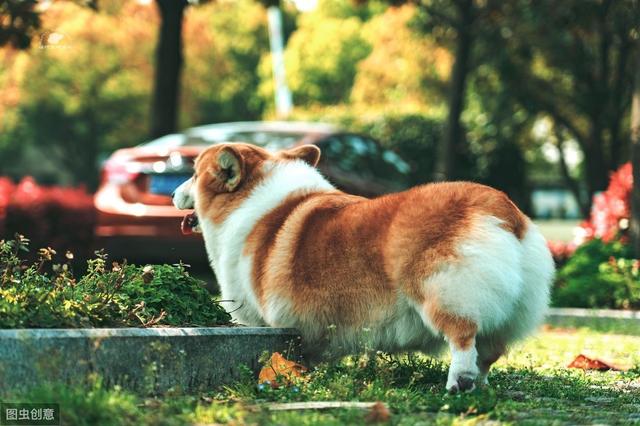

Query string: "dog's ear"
[281, 145, 321, 167]
[216, 146, 244, 191]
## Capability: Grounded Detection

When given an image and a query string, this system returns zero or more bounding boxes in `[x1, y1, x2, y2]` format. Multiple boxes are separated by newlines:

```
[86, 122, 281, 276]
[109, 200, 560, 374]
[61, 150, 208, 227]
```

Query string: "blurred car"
[95, 121, 412, 263]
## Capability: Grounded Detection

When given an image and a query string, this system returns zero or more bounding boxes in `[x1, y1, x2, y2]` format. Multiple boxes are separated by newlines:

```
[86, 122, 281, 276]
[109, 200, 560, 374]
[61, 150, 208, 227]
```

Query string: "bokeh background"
[1, 0, 639, 292]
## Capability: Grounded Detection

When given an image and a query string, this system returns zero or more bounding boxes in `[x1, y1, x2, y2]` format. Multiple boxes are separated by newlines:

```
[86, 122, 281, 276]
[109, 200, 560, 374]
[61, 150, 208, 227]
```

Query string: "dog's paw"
[446, 372, 477, 394]
[477, 373, 490, 387]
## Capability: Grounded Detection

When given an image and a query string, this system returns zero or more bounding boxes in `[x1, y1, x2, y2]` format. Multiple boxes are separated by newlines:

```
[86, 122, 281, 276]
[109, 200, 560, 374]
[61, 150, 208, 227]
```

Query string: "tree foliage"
[0, 0, 40, 49]
[1, 1, 154, 187]
[283, 11, 371, 105]
[484, 0, 640, 207]
[0, 0, 270, 186]
[182, 0, 268, 125]
[351, 4, 451, 111]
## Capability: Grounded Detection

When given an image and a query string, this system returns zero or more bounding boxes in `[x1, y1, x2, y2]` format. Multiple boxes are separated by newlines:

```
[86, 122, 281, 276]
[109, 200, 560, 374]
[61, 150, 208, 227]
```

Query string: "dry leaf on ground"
[567, 354, 624, 371]
[258, 352, 307, 388]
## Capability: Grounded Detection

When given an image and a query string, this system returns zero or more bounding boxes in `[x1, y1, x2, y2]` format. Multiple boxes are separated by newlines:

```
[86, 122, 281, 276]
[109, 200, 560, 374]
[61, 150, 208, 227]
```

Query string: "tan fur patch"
[425, 304, 478, 350]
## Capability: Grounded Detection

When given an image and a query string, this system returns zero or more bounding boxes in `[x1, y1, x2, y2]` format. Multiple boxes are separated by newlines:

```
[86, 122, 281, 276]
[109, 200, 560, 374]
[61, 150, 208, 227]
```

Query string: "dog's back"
[249, 181, 552, 357]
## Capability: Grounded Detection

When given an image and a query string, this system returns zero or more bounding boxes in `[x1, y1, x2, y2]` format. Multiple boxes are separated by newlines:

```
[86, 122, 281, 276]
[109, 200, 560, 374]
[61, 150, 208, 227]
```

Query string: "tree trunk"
[554, 128, 590, 218]
[433, 0, 474, 181]
[630, 47, 640, 257]
[583, 128, 610, 209]
[150, 0, 187, 139]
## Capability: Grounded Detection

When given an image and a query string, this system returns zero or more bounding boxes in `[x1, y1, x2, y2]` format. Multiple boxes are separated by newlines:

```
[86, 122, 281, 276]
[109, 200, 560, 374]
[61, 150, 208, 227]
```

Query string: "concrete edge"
[0, 326, 303, 394]
[0, 327, 300, 339]
[547, 307, 640, 321]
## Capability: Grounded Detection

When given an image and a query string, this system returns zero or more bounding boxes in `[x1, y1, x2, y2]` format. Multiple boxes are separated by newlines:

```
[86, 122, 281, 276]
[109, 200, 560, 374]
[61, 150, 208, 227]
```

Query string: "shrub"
[0, 177, 96, 260]
[0, 236, 231, 328]
[552, 238, 640, 309]
[551, 162, 640, 309]
[575, 162, 632, 244]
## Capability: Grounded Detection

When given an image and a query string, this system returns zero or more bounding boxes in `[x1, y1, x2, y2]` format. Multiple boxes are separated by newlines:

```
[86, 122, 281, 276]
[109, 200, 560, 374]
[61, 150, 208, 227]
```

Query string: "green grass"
[534, 219, 580, 242]
[3, 325, 640, 425]
[546, 315, 640, 336]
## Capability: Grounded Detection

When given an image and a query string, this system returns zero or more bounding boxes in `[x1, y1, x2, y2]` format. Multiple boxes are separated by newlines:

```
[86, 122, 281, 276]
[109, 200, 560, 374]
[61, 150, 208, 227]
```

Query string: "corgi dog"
[173, 142, 554, 393]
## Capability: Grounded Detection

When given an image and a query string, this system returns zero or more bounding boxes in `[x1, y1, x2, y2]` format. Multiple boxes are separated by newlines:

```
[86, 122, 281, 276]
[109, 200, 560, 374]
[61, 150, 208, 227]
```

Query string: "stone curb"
[547, 307, 640, 320]
[545, 308, 640, 336]
[0, 327, 301, 394]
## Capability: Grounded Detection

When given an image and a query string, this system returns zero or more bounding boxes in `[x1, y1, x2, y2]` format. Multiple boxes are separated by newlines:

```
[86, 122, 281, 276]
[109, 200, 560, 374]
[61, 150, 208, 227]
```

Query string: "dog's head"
[173, 142, 321, 234]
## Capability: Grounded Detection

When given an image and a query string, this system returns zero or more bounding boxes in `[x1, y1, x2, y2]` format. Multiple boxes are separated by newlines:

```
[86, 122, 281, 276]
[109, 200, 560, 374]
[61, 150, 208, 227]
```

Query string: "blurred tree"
[464, 64, 534, 213]
[0, 0, 102, 50]
[374, 0, 502, 181]
[181, 0, 269, 125]
[485, 0, 640, 211]
[351, 4, 451, 113]
[282, 11, 371, 105]
[0, 1, 155, 187]
[420, 0, 476, 181]
[0, 0, 40, 49]
[0, 0, 230, 140]
[150, 0, 187, 138]
[153, 0, 283, 135]
[258, 0, 385, 109]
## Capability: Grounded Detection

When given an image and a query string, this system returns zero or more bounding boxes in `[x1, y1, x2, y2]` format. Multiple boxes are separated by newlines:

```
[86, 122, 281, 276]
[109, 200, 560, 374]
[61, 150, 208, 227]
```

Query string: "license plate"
[149, 174, 191, 196]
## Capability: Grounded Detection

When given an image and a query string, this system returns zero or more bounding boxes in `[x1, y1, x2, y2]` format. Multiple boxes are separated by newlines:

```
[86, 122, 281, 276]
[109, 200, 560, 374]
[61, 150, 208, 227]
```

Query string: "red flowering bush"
[0, 177, 12, 236]
[0, 177, 96, 258]
[552, 162, 640, 309]
[575, 162, 632, 245]
[547, 240, 577, 266]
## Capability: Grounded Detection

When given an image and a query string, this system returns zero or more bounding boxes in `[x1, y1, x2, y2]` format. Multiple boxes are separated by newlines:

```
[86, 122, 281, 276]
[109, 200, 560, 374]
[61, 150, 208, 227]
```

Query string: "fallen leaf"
[541, 324, 578, 334]
[365, 401, 391, 423]
[567, 354, 623, 371]
[258, 352, 307, 388]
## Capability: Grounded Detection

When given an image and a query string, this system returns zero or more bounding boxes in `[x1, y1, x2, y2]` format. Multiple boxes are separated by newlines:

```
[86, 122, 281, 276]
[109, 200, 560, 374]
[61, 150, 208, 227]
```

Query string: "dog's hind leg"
[425, 305, 480, 393]
[475, 336, 506, 386]
[447, 338, 479, 394]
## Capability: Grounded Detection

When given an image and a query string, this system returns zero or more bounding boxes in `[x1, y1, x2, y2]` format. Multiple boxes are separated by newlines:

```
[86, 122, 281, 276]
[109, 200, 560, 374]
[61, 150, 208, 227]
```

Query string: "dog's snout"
[173, 179, 194, 210]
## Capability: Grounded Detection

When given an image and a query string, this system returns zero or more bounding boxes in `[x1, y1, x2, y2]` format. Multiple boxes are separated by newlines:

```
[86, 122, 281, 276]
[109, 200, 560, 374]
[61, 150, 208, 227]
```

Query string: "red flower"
[576, 162, 633, 244]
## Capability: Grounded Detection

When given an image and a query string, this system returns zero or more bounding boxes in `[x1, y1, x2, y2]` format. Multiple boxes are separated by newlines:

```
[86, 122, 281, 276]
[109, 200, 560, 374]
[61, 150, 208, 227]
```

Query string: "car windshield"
[140, 133, 185, 149]
[184, 131, 309, 150]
